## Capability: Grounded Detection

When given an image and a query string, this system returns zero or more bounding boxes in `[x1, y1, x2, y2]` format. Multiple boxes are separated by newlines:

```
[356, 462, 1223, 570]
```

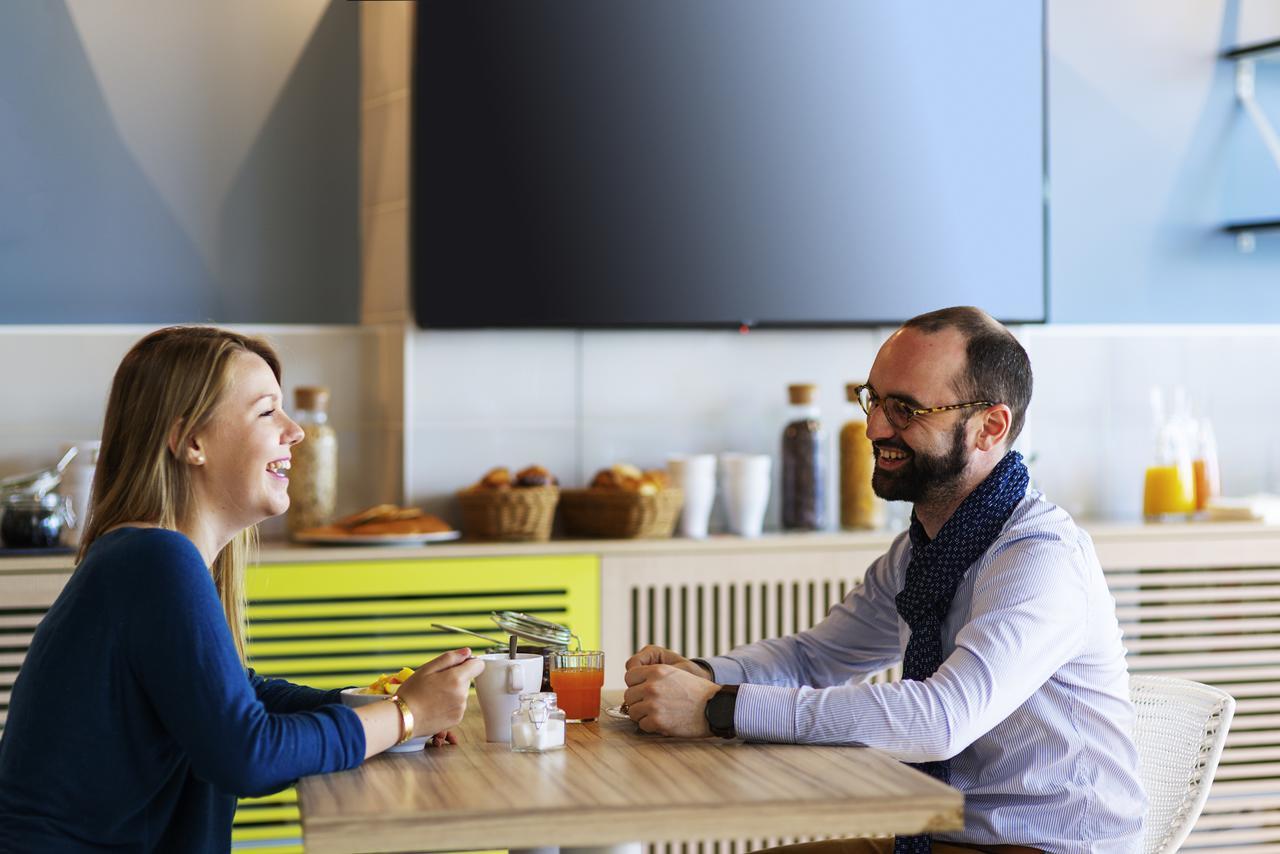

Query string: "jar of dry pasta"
[287, 386, 338, 537]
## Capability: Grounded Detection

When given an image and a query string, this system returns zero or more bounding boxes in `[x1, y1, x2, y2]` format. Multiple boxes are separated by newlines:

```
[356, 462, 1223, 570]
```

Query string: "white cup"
[667, 454, 716, 539]
[473, 653, 544, 742]
[720, 453, 772, 538]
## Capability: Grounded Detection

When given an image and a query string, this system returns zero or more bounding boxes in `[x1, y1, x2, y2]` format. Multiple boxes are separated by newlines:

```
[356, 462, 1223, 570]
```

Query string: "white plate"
[293, 530, 461, 546]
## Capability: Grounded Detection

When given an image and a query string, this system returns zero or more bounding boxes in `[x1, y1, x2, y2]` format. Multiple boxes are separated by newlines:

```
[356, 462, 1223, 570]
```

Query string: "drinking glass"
[550, 650, 605, 722]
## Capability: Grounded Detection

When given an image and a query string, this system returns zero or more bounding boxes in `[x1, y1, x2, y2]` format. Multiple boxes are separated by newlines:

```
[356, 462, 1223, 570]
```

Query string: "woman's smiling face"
[190, 351, 303, 530]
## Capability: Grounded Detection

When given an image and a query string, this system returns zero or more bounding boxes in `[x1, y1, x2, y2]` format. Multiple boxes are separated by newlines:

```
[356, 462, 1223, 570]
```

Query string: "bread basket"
[558, 488, 683, 539]
[457, 486, 559, 542]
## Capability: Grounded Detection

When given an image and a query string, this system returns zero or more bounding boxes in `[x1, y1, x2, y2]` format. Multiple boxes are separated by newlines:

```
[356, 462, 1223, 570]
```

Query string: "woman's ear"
[975, 404, 1012, 452]
[168, 420, 206, 466]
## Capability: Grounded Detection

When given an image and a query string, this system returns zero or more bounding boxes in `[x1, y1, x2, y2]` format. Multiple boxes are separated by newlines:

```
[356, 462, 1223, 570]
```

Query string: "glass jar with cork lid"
[839, 382, 883, 530]
[287, 386, 338, 537]
[781, 383, 825, 531]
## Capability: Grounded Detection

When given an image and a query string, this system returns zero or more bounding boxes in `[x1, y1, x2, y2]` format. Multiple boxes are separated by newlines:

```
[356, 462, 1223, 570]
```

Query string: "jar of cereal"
[287, 386, 338, 537]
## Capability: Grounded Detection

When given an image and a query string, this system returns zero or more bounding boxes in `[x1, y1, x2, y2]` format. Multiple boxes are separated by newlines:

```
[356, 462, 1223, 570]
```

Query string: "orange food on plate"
[363, 666, 415, 695]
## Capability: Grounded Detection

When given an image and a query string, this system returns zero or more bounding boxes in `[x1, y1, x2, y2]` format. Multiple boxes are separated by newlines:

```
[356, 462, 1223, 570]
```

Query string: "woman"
[0, 327, 483, 852]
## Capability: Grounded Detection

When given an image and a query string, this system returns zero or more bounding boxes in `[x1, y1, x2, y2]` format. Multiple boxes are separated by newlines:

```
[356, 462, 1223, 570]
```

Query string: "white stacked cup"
[666, 454, 716, 539]
[720, 453, 772, 538]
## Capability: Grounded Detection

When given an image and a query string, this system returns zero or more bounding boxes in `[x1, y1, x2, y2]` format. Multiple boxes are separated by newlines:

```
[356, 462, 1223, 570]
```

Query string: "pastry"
[515, 465, 557, 487]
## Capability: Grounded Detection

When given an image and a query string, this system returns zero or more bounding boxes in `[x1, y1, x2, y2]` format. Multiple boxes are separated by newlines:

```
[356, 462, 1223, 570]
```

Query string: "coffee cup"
[720, 453, 772, 538]
[473, 653, 544, 742]
[667, 454, 716, 539]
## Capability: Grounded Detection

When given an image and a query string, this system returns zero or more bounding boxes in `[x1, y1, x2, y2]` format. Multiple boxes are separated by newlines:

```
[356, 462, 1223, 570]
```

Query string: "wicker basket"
[558, 488, 684, 539]
[457, 486, 559, 542]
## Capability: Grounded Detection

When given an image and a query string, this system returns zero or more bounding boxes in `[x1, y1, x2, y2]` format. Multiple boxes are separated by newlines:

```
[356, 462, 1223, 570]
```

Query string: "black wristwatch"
[704, 684, 738, 739]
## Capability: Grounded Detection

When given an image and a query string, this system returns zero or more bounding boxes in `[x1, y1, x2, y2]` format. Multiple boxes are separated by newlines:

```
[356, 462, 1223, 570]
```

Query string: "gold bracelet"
[390, 693, 415, 745]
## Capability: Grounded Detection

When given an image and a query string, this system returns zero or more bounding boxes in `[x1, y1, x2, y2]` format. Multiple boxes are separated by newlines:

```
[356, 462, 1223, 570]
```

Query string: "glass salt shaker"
[510, 692, 566, 753]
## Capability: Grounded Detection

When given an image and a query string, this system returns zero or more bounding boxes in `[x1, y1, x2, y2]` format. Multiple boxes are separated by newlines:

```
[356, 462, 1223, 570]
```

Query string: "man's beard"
[871, 420, 970, 505]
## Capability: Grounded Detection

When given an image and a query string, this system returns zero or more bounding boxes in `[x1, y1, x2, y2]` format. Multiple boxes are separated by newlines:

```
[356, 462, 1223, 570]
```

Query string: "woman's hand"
[397, 648, 485, 738]
[428, 730, 459, 748]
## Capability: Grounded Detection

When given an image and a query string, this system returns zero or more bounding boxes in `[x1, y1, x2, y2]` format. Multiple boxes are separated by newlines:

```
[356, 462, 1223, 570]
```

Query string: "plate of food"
[339, 667, 430, 752]
[294, 504, 460, 545]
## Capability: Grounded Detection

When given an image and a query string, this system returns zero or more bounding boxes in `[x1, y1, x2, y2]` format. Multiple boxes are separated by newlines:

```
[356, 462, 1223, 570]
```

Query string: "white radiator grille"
[1108, 562, 1280, 852]
[630, 578, 858, 660]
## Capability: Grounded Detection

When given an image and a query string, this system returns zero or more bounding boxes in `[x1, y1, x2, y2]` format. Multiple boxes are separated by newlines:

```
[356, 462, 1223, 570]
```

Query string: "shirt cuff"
[735, 684, 800, 743]
[699, 656, 748, 684]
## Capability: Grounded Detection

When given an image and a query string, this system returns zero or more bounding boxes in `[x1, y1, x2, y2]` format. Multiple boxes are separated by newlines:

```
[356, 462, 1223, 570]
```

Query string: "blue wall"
[0, 1, 359, 323]
[1049, 0, 1280, 322]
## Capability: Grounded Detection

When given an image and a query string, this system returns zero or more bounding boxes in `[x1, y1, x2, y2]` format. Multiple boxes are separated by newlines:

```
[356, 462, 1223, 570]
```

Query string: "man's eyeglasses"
[852, 383, 994, 431]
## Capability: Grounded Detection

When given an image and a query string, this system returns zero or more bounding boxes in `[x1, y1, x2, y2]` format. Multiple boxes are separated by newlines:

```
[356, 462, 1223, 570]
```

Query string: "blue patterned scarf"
[893, 450, 1029, 854]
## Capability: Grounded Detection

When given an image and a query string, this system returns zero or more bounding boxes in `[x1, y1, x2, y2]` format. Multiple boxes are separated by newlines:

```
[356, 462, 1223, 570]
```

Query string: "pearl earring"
[194, 454, 205, 465]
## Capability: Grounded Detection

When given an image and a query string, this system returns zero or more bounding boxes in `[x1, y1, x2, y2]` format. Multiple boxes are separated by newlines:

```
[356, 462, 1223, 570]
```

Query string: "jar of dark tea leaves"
[781, 383, 826, 531]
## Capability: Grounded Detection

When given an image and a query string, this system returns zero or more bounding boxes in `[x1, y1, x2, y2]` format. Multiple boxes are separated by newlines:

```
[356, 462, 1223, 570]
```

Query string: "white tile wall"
[0, 324, 402, 541]
[405, 323, 1280, 531]
[1024, 325, 1280, 522]
[4, 323, 1275, 537]
[406, 330, 578, 523]
[579, 329, 887, 532]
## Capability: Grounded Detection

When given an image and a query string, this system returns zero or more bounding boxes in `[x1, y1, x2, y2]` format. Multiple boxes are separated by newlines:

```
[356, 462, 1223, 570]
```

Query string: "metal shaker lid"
[490, 610, 578, 650]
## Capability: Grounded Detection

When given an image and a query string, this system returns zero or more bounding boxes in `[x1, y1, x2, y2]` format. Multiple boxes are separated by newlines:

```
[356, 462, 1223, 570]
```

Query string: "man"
[623, 307, 1145, 854]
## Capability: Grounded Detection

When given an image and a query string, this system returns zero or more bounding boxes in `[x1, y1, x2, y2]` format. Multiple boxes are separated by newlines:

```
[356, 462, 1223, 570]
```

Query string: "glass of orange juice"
[550, 650, 604, 722]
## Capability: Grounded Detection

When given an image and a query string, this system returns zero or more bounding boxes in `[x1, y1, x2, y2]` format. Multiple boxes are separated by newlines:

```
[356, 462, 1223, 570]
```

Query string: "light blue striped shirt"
[704, 491, 1146, 854]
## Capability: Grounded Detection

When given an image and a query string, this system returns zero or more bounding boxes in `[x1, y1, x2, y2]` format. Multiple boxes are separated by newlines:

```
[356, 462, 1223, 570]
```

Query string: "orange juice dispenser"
[1143, 388, 1196, 522]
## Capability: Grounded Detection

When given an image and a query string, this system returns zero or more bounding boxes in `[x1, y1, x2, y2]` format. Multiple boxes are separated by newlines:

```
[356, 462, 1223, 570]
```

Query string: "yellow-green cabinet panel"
[232, 554, 600, 852]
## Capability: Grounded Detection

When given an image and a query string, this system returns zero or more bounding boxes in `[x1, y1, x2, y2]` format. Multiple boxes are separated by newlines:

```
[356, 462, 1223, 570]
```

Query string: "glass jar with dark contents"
[1, 493, 75, 548]
[781, 383, 826, 531]
[491, 611, 579, 692]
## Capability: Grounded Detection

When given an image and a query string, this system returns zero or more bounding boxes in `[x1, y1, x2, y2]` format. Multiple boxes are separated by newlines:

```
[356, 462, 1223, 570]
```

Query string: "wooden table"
[297, 692, 963, 854]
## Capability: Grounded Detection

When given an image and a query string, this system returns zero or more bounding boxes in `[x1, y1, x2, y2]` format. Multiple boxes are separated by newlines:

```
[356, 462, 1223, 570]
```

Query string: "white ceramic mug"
[720, 453, 772, 538]
[667, 454, 716, 539]
[473, 653, 544, 742]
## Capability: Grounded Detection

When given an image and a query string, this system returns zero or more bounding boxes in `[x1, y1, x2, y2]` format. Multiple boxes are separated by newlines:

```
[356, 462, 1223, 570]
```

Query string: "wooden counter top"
[3, 520, 1277, 575]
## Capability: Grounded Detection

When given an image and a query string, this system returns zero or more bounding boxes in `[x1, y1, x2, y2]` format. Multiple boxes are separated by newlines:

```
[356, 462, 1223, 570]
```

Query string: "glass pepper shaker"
[510, 692, 566, 753]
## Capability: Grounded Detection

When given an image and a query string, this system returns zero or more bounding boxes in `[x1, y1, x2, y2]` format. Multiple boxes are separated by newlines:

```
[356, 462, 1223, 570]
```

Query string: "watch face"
[707, 689, 737, 737]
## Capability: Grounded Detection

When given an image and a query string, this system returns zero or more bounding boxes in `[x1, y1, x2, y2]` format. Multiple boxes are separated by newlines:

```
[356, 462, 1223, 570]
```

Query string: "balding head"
[900, 306, 1033, 446]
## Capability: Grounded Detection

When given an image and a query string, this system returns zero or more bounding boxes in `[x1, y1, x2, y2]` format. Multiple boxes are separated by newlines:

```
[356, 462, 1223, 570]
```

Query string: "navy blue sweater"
[0, 528, 365, 852]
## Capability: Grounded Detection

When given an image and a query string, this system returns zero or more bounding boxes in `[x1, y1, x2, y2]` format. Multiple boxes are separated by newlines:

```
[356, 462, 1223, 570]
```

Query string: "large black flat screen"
[412, 1, 1045, 328]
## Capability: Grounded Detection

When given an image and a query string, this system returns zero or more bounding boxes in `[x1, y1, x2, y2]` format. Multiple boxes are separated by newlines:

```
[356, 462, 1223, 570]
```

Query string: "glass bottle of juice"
[839, 382, 882, 530]
[1193, 418, 1221, 513]
[781, 383, 825, 530]
[1142, 388, 1195, 522]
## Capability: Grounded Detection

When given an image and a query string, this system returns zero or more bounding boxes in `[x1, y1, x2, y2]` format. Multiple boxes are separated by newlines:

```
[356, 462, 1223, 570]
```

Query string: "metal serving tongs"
[0, 446, 78, 499]
[431, 622, 507, 648]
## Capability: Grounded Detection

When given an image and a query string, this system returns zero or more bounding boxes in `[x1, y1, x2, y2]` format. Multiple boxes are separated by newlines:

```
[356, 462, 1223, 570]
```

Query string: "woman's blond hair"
[77, 326, 283, 665]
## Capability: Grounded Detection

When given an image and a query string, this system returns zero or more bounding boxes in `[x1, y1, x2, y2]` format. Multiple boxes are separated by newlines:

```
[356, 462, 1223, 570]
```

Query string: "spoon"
[431, 623, 505, 647]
